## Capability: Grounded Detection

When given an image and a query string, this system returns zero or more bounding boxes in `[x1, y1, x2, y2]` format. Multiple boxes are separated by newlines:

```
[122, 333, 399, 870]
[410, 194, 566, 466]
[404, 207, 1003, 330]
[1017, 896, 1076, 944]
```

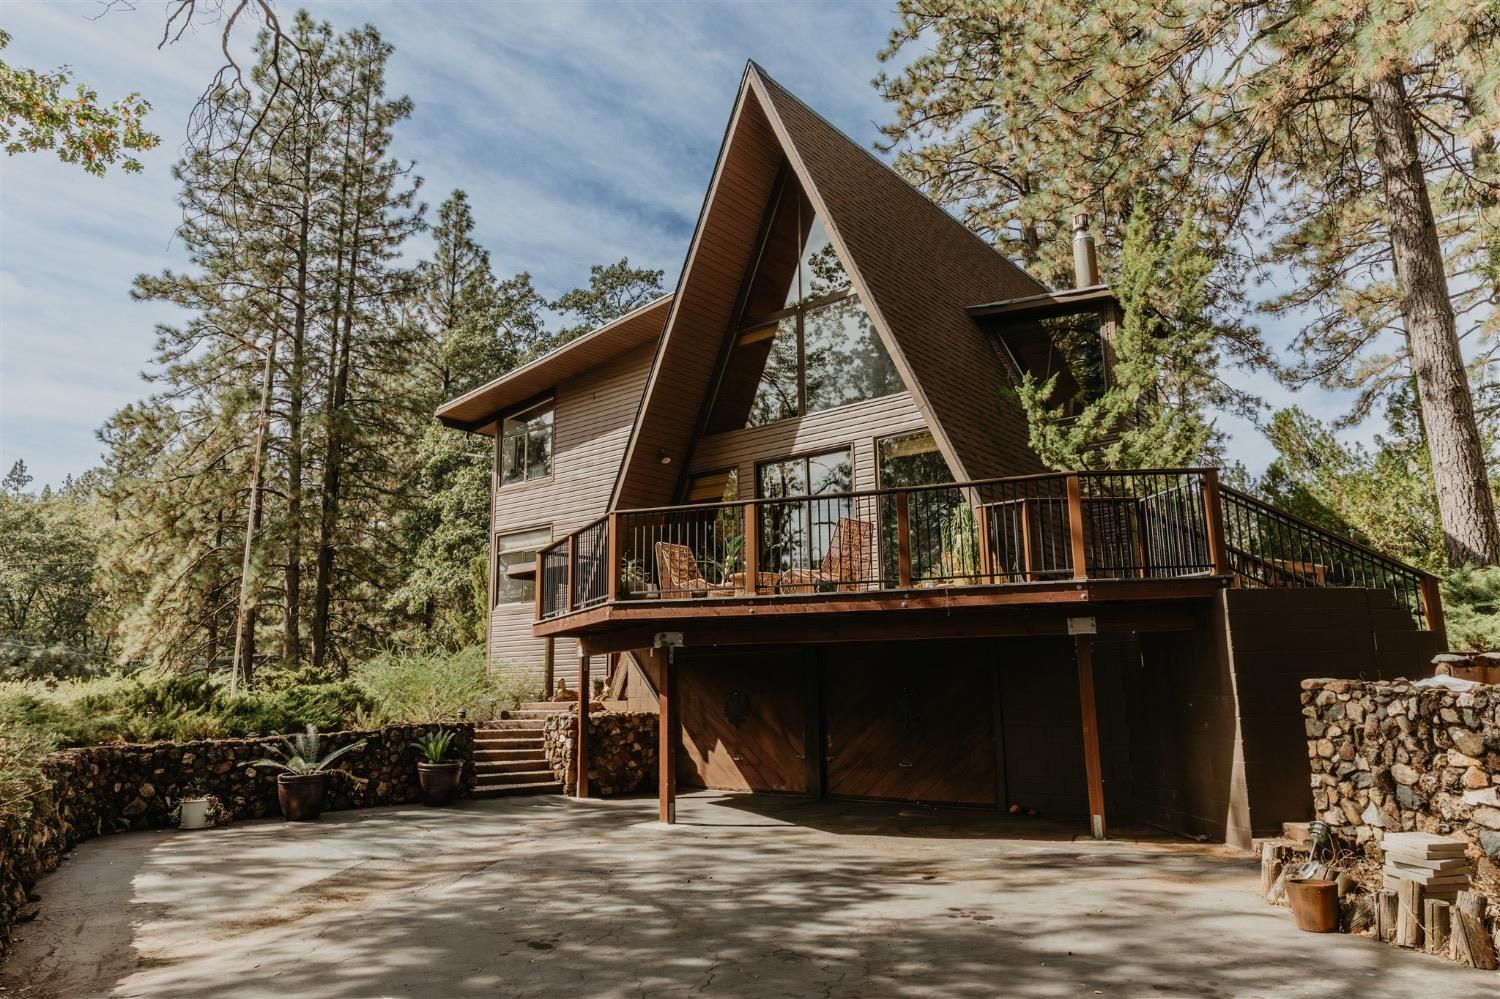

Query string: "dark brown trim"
[967, 285, 1117, 318]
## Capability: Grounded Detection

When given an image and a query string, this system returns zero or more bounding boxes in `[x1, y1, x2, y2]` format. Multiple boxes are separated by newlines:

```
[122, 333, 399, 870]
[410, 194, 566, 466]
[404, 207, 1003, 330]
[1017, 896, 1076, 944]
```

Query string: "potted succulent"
[252, 725, 366, 822]
[412, 728, 463, 806]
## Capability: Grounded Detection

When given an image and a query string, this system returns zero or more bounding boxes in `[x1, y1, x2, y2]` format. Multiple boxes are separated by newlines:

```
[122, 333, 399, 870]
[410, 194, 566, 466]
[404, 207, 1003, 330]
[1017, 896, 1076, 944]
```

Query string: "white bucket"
[178, 798, 212, 830]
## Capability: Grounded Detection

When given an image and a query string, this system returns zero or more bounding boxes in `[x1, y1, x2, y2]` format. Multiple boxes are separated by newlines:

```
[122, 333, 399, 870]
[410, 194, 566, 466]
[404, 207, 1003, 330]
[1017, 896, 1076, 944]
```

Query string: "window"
[877, 430, 952, 489]
[1002, 310, 1107, 418]
[705, 177, 901, 433]
[494, 526, 552, 606]
[877, 431, 961, 584]
[498, 399, 553, 486]
[685, 468, 739, 505]
[755, 448, 852, 572]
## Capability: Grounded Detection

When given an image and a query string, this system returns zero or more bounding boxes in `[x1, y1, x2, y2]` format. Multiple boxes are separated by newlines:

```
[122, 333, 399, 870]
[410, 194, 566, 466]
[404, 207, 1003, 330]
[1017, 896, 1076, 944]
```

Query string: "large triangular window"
[704, 173, 901, 434]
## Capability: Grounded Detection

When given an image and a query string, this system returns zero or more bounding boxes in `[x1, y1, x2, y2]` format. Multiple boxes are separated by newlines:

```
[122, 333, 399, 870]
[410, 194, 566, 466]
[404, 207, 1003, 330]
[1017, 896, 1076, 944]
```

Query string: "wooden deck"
[530, 467, 1439, 653]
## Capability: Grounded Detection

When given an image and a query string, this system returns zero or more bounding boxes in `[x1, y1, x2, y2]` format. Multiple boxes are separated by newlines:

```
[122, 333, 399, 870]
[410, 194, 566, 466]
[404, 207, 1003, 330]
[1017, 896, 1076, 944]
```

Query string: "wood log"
[1259, 842, 1283, 897]
[1396, 878, 1423, 948]
[1341, 893, 1376, 934]
[1452, 891, 1498, 969]
[1377, 890, 1399, 943]
[1425, 899, 1450, 956]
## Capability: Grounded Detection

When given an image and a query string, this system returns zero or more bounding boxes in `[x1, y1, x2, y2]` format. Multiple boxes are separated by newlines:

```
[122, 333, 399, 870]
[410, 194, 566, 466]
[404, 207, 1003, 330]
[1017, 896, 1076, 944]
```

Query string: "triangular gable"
[612, 63, 1047, 510]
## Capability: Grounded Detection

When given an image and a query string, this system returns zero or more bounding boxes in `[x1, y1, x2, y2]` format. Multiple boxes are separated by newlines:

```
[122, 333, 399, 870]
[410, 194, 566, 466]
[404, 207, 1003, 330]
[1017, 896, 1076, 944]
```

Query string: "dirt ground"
[1, 790, 1495, 998]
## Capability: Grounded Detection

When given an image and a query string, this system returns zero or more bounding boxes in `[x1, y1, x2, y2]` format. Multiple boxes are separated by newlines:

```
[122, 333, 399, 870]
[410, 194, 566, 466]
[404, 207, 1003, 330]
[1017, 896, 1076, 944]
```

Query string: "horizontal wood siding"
[488, 344, 653, 684]
[688, 392, 929, 494]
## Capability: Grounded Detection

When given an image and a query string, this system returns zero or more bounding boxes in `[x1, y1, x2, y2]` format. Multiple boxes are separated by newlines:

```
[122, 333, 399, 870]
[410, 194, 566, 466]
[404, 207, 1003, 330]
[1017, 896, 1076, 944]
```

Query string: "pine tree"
[879, 0, 1500, 566]
[547, 257, 663, 348]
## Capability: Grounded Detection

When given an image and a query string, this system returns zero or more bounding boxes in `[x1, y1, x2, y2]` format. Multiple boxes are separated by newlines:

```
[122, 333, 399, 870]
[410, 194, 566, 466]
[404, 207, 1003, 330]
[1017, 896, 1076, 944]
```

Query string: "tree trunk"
[1369, 72, 1500, 567]
[283, 140, 314, 669]
[231, 325, 281, 693]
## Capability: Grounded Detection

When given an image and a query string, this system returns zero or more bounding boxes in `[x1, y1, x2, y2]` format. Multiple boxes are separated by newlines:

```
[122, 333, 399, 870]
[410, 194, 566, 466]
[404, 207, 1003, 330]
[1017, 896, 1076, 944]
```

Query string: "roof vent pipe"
[1071, 213, 1099, 288]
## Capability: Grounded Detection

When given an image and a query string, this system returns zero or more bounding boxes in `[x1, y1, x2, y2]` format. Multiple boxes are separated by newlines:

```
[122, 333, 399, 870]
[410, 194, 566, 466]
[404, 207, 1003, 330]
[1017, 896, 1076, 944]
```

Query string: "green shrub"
[352, 646, 526, 726]
[1442, 565, 1500, 652]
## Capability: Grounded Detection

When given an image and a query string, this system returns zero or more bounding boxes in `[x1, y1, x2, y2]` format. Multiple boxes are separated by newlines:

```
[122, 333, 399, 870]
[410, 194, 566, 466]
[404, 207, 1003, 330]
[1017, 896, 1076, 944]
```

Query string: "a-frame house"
[438, 63, 1444, 848]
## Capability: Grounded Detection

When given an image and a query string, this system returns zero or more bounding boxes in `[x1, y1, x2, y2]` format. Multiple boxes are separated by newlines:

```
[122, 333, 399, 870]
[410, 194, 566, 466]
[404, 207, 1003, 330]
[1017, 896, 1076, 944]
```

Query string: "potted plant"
[620, 558, 651, 598]
[251, 725, 366, 822]
[170, 783, 228, 830]
[412, 728, 463, 806]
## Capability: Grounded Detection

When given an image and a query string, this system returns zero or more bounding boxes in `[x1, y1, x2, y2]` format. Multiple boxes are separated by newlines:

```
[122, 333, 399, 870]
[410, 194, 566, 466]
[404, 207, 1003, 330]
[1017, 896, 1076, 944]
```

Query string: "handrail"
[533, 468, 1442, 634]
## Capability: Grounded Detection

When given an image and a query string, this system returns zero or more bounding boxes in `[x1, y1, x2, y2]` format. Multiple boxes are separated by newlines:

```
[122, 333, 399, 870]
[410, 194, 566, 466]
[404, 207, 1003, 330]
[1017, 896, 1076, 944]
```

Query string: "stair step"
[475, 747, 546, 761]
[475, 736, 543, 750]
[472, 781, 562, 798]
[480, 719, 549, 732]
[518, 701, 574, 712]
[476, 758, 550, 776]
[504, 709, 570, 720]
[482, 769, 556, 785]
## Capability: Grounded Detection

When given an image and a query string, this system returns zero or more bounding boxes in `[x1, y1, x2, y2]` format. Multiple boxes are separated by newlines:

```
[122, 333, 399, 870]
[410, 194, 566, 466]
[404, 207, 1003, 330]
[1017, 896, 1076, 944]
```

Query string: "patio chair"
[778, 517, 875, 594]
[654, 541, 732, 597]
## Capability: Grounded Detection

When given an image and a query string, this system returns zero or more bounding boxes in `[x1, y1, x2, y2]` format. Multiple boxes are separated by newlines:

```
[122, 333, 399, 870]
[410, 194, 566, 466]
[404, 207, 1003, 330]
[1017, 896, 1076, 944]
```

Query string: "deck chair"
[654, 541, 731, 596]
[778, 517, 875, 594]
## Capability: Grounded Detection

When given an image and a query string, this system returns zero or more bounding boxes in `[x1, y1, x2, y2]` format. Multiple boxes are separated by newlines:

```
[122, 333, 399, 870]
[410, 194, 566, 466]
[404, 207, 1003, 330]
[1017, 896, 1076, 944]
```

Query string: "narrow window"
[685, 468, 739, 505]
[498, 399, 554, 485]
[494, 526, 553, 606]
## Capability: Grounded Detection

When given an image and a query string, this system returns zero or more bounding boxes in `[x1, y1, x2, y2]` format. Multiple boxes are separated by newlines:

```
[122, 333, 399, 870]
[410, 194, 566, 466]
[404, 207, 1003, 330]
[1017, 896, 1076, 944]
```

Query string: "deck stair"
[471, 701, 570, 797]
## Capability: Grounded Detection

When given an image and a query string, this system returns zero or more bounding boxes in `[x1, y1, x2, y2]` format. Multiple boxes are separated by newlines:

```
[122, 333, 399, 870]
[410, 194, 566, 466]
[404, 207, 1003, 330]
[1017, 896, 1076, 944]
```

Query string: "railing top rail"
[1219, 485, 1431, 580]
[605, 467, 1218, 520]
[538, 513, 610, 556]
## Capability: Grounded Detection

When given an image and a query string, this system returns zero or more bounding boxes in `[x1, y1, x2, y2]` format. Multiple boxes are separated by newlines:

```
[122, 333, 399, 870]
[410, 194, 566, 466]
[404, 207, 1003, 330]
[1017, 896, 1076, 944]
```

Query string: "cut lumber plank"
[1425, 899, 1451, 955]
[1382, 870, 1473, 887]
[1377, 890, 1399, 943]
[1396, 878, 1423, 948]
[1381, 832, 1469, 858]
[1385, 855, 1472, 873]
[1452, 891, 1498, 970]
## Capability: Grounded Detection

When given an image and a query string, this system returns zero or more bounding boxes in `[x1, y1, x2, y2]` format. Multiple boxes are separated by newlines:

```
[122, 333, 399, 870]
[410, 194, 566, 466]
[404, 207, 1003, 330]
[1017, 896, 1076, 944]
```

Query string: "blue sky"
[1, 0, 1327, 488]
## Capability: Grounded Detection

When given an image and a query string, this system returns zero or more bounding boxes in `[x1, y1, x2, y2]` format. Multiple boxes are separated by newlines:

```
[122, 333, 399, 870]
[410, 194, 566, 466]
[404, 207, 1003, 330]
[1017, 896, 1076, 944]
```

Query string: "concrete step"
[480, 768, 557, 786]
[472, 781, 562, 798]
[479, 719, 549, 732]
[517, 701, 574, 713]
[475, 736, 543, 751]
[476, 758, 550, 776]
[475, 747, 546, 761]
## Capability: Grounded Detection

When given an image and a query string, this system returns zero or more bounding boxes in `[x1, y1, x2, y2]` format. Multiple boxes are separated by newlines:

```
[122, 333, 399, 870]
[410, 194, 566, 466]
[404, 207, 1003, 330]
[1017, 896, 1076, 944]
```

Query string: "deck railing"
[535, 468, 1441, 631]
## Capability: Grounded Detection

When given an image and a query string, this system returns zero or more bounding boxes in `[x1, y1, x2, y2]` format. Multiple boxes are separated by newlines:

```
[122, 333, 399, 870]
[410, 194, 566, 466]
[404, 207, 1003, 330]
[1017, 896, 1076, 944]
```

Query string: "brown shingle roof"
[435, 294, 671, 433]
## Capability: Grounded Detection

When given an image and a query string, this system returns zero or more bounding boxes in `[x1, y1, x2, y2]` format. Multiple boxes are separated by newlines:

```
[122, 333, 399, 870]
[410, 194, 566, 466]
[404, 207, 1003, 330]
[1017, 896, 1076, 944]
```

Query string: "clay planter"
[417, 761, 463, 806]
[1286, 878, 1339, 932]
[276, 773, 327, 821]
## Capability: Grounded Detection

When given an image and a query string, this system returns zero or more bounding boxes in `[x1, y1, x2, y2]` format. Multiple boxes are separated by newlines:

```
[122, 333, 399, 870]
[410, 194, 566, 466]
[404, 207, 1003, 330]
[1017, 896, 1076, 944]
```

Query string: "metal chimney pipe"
[1072, 212, 1099, 288]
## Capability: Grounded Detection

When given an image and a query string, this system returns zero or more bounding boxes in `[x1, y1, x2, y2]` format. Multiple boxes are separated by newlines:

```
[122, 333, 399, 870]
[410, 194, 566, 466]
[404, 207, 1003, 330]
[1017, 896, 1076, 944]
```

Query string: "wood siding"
[687, 391, 930, 495]
[488, 343, 654, 685]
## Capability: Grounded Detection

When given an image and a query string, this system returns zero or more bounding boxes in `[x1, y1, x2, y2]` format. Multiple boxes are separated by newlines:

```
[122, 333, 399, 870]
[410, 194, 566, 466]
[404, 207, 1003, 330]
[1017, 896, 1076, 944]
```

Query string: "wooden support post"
[606, 513, 620, 603]
[659, 653, 676, 823]
[542, 638, 555, 699]
[1019, 497, 1033, 581]
[1377, 890, 1399, 943]
[1066, 474, 1088, 580]
[1200, 469, 1228, 576]
[1396, 878, 1424, 948]
[1420, 573, 1447, 645]
[976, 503, 994, 582]
[743, 502, 760, 595]
[532, 552, 544, 620]
[575, 654, 590, 798]
[1074, 634, 1106, 839]
[1426, 898, 1451, 955]
[896, 491, 913, 587]
[565, 535, 576, 614]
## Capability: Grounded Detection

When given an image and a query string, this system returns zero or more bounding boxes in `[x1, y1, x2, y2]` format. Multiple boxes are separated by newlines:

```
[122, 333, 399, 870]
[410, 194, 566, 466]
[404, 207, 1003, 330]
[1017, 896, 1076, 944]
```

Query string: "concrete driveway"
[1, 791, 1495, 998]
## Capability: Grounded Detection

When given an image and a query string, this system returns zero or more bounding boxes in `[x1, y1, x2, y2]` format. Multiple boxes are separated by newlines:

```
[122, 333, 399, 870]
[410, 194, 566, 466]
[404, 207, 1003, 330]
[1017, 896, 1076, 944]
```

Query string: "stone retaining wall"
[543, 711, 657, 796]
[1, 723, 473, 960]
[1302, 677, 1500, 870]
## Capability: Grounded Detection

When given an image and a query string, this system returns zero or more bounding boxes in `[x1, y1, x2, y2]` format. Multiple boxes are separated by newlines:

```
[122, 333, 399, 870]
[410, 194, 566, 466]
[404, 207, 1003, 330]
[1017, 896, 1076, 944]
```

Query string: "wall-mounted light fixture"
[657, 449, 672, 465]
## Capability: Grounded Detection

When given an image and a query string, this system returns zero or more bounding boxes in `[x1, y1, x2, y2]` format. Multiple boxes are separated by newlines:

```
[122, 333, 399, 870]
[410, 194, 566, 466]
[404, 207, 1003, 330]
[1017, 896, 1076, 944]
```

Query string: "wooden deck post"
[565, 536, 576, 614]
[1420, 573, 1447, 647]
[896, 491, 913, 587]
[542, 638, 555, 699]
[1066, 474, 1088, 580]
[659, 653, 676, 823]
[1074, 635, 1106, 839]
[743, 501, 760, 595]
[1201, 469, 1229, 576]
[575, 653, 590, 798]
[606, 513, 620, 603]
[976, 503, 994, 583]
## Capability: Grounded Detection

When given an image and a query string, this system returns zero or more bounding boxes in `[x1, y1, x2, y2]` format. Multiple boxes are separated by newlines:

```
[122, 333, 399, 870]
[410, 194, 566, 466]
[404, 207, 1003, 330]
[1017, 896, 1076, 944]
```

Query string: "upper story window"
[498, 399, 554, 486]
[1001, 309, 1107, 419]
[705, 176, 902, 434]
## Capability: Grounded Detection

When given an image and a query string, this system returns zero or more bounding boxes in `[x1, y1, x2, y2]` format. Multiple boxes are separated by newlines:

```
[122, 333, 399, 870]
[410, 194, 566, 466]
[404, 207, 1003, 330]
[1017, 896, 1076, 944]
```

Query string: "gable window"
[494, 526, 552, 606]
[498, 399, 554, 486]
[1001, 310, 1107, 419]
[877, 431, 961, 584]
[706, 176, 902, 433]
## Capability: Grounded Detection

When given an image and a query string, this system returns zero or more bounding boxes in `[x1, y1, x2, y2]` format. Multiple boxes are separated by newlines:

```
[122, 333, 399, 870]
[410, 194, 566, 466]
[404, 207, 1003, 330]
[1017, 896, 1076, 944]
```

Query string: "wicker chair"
[654, 541, 731, 596]
[778, 517, 875, 594]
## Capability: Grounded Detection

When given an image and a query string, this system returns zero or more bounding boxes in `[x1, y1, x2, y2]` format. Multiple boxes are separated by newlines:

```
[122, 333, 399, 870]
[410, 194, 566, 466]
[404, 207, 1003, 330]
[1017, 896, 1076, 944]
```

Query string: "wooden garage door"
[824, 647, 998, 805]
[676, 650, 809, 793]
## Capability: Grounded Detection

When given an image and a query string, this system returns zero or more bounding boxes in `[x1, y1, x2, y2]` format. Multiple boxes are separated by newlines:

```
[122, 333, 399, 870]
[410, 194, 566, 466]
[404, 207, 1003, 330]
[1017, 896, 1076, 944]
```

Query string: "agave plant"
[411, 729, 456, 764]
[252, 725, 366, 777]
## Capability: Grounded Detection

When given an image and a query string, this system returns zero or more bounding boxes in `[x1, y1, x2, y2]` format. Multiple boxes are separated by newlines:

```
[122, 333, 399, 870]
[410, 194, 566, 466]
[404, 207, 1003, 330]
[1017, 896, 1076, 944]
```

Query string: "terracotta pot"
[417, 761, 463, 806]
[1285, 878, 1339, 932]
[277, 773, 327, 821]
